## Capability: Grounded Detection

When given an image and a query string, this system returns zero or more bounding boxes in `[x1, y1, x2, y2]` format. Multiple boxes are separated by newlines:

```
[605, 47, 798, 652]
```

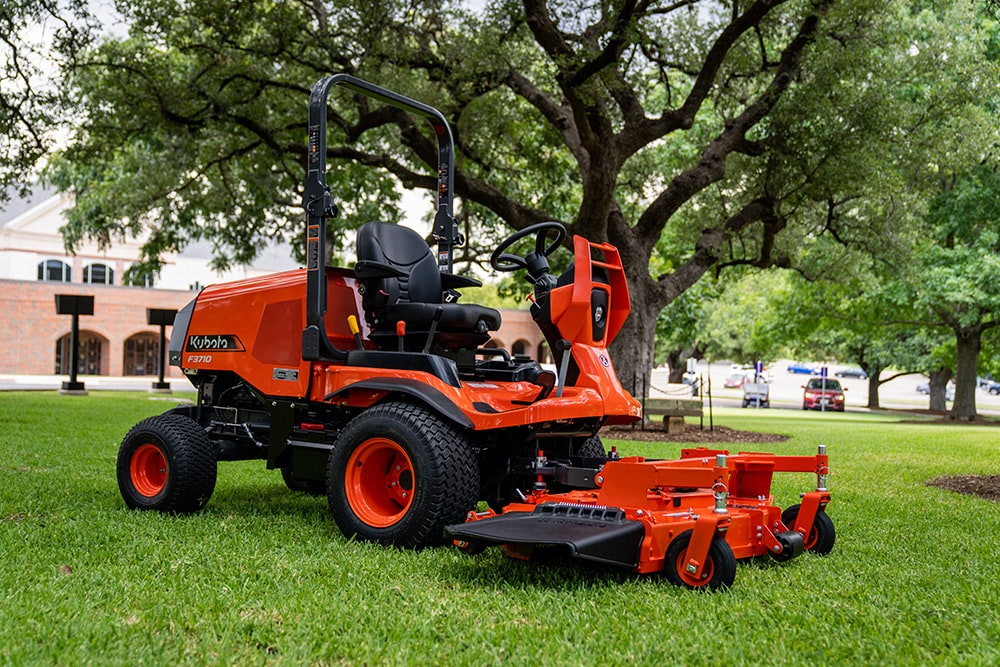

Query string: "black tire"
[782, 504, 836, 555]
[280, 467, 326, 496]
[575, 435, 606, 459]
[664, 530, 737, 591]
[117, 414, 217, 513]
[326, 401, 479, 549]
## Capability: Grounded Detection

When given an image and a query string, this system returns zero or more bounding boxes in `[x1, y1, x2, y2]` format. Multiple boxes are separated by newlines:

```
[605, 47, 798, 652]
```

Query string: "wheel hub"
[130, 443, 167, 498]
[345, 437, 415, 528]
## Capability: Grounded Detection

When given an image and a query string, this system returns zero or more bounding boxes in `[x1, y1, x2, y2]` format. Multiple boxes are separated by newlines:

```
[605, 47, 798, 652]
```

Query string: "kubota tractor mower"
[117, 75, 834, 590]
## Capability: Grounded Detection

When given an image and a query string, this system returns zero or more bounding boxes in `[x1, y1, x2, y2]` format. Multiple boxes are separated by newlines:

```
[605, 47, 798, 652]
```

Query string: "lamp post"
[146, 308, 177, 393]
[55, 294, 94, 395]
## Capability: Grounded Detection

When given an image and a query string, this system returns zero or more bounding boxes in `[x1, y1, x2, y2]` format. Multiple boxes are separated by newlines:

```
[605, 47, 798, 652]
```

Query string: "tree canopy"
[6, 0, 999, 384]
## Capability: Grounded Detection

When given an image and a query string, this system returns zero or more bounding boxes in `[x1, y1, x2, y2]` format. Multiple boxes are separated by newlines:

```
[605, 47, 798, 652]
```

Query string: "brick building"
[0, 192, 546, 379]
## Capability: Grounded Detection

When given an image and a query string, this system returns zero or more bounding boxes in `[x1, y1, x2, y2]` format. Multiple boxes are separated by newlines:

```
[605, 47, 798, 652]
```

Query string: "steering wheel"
[490, 222, 567, 273]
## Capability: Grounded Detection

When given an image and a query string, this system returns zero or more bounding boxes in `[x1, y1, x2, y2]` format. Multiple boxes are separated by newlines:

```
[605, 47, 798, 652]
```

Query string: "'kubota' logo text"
[185, 334, 245, 352]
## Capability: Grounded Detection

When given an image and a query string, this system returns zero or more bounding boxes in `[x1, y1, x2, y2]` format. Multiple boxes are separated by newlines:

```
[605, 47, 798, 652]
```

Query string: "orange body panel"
[180, 267, 367, 398]
[178, 239, 641, 427]
[548, 236, 630, 346]
[311, 363, 637, 430]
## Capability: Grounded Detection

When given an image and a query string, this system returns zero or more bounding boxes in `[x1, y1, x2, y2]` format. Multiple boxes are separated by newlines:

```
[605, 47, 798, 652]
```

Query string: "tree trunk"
[928, 366, 953, 412]
[609, 281, 659, 402]
[665, 343, 702, 383]
[949, 326, 981, 421]
[866, 373, 880, 409]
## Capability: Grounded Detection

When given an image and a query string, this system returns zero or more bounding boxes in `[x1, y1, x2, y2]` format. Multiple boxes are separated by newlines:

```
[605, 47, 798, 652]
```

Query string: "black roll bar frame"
[301, 74, 460, 361]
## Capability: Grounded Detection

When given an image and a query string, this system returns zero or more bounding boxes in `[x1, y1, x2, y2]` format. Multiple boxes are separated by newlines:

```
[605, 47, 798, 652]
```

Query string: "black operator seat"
[354, 221, 501, 351]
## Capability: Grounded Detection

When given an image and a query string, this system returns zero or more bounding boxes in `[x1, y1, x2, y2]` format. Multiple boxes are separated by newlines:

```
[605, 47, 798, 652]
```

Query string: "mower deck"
[447, 445, 833, 590]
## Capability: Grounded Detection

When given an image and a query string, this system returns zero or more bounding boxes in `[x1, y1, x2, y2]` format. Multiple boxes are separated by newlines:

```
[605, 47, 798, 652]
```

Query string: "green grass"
[2, 392, 999, 665]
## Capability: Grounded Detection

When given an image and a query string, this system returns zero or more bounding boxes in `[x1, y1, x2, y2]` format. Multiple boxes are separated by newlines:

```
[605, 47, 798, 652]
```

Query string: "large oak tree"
[15, 0, 996, 384]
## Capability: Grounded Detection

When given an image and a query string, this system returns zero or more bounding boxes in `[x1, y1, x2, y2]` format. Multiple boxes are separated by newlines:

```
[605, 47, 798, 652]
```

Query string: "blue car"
[786, 362, 819, 375]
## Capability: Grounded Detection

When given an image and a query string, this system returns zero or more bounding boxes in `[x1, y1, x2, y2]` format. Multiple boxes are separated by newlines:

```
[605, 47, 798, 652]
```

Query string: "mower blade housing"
[446, 503, 644, 569]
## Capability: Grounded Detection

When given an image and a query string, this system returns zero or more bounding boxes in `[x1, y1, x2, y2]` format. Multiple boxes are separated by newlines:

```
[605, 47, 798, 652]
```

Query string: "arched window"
[124, 332, 159, 376]
[37, 260, 71, 282]
[83, 263, 114, 285]
[512, 339, 531, 359]
[54, 331, 107, 375]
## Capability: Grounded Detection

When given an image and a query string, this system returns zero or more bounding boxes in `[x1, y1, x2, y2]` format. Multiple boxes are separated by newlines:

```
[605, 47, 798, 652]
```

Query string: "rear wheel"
[782, 504, 836, 555]
[326, 401, 479, 548]
[117, 414, 217, 513]
[664, 530, 736, 591]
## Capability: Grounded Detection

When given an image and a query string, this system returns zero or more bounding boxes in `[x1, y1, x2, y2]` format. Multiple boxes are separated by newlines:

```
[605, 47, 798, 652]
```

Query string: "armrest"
[440, 272, 482, 290]
[354, 260, 407, 280]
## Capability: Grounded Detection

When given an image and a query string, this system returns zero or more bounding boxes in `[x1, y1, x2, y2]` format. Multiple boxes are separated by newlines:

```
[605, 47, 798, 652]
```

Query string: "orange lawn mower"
[115, 75, 834, 590]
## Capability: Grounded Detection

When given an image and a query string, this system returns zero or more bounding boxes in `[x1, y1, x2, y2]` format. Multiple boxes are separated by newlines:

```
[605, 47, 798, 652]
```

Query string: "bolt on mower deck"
[447, 445, 834, 590]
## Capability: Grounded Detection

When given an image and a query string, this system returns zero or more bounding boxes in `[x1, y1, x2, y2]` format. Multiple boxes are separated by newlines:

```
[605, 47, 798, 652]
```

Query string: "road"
[649, 360, 1000, 416]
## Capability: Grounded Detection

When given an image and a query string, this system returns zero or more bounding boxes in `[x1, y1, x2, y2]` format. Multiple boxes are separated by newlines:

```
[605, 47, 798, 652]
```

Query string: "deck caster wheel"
[452, 538, 486, 555]
[664, 530, 736, 591]
[768, 529, 805, 562]
[117, 414, 217, 513]
[327, 401, 479, 549]
[782, 504, 836, 555]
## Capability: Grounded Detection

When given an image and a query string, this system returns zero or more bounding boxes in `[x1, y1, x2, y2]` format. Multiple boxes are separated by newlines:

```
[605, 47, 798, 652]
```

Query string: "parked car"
[916, 381, 955, 400]
[802, 378, 846, 411]
[982, 379, 1000, 395]
[724, 372, 748, 389]
[787, 361, 820, 375]
[834, 367, 868, 379]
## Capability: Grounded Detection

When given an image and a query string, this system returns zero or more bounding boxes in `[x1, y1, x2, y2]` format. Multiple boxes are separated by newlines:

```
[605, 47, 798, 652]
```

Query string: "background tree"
[906, 164, 1000, 419]
[0, 0, 93, 200]
[10, 0, 997, 386]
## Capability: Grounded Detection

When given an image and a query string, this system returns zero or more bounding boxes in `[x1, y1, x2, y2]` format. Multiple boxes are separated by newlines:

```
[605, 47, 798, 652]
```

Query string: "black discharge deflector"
[445, 503, 644, 569]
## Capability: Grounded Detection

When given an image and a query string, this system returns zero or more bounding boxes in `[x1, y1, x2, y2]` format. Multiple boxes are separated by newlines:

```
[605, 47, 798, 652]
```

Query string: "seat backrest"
[356, 221, 442, 307]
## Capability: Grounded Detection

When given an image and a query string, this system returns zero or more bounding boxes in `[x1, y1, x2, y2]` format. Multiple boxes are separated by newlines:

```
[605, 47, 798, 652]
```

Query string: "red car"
[802, 378, 846, 411]
[724, 372, 748, 388]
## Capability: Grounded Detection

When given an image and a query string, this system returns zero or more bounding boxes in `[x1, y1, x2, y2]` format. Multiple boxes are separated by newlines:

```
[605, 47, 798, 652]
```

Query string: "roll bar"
[301, 74, 460, 361]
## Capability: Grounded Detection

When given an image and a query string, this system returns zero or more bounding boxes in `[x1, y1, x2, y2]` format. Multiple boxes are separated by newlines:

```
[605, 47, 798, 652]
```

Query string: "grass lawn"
[2, 391, 999, 665]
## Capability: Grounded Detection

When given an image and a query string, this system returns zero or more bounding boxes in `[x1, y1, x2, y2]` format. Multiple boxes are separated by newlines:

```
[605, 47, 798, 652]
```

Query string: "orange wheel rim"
[131, 443, 168, 497]
[675, 548, 714, 588]
[345, 437, 415, 528]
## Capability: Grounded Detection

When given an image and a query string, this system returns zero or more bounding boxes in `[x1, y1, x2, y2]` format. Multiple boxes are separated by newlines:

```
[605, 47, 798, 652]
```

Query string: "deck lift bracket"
[301, 73, 461, 361]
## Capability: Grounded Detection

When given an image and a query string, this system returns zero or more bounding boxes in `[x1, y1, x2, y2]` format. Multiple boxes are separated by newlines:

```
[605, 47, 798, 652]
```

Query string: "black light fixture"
[55, 294, 95, 394]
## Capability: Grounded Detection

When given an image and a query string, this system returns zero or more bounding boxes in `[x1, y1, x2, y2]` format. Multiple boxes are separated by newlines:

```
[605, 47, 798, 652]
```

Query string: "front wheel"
[664, 530, 736, 591]
[782, 504, 836, 555]
[326, 401, 479, 549]
[575, 434, 606, 459]
[117, 414, 217, 513]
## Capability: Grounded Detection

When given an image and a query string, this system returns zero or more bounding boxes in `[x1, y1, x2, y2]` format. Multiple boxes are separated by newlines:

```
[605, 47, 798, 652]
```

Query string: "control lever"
[396, 320, 406, 351]
[422, 307, 444, 354]
[555, 338, 572, 398]
[348, 315, 364, 350]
